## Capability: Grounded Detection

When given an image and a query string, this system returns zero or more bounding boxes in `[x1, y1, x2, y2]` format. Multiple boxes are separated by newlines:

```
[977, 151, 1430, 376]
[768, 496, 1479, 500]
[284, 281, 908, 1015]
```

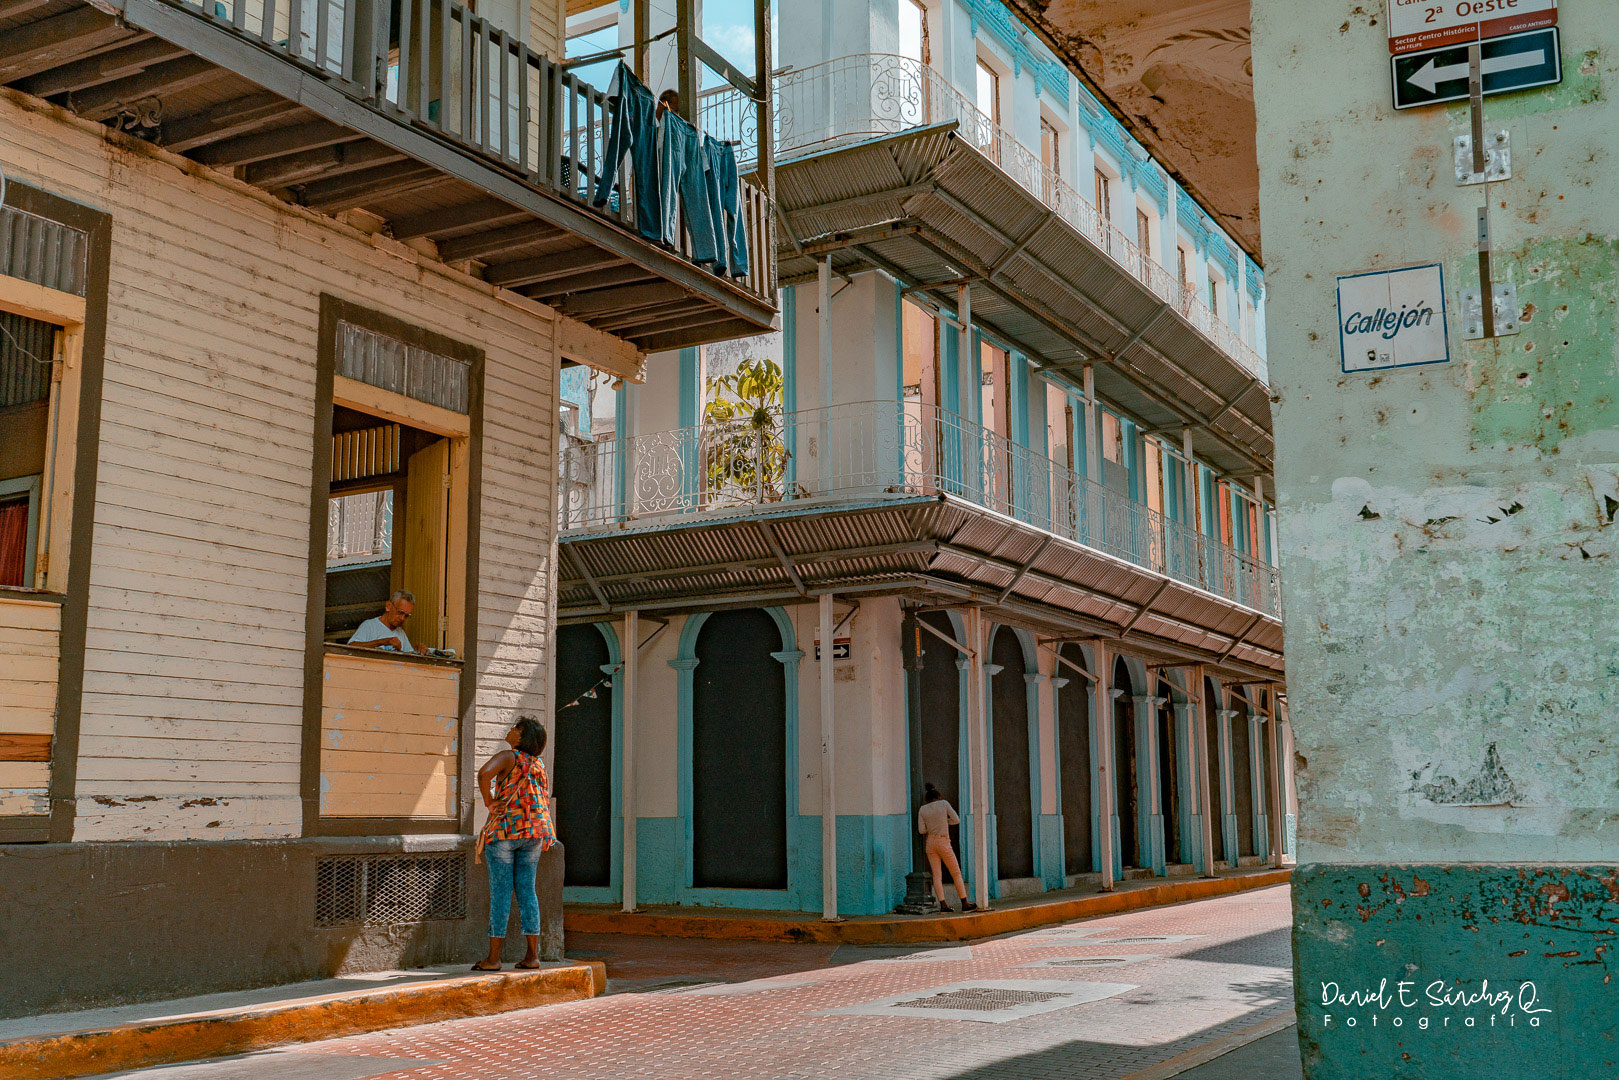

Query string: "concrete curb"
[0, 961, 606, 1080]
[567, 870, 1292, 944]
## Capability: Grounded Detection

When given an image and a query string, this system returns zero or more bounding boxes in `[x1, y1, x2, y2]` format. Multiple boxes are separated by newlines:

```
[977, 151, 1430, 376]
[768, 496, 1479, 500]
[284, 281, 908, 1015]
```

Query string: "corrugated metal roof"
[560, 494, 1284, 680]
[772, 127, 1274, 484]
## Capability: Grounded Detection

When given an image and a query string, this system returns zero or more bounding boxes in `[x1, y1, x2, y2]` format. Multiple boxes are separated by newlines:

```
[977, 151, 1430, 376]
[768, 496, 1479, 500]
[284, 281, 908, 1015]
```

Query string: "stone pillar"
[1132, 694, 1167, 875]
[620, 610, 638, 912]
[1250, 711, 1269, 864]
[1216, 708, 1239, 867]
[964, 608, 990, 910]
[818, 592, 838, 920]
[1093, 641, 1115, 891]
[1172, 699, 1202, 873]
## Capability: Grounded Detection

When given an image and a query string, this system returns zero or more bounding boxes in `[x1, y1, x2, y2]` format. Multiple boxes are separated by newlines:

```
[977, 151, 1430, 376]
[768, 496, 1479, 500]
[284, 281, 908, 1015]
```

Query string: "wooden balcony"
[0, 0, 777, 352]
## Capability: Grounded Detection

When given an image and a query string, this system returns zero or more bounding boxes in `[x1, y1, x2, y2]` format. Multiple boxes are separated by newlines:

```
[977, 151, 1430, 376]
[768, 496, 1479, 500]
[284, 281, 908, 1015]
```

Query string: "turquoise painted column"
[1250, 711, 1270, 864]
[1133, 693, 1167, 876]
[1172, 699, 1201, 874]
[982, 659, 1003, 899]
[1216, 708, 1240, 867]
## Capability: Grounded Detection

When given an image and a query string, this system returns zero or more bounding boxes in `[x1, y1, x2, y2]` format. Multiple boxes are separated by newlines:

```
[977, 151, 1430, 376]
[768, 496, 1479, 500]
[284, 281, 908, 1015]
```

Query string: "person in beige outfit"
[918, 782, 975, 912]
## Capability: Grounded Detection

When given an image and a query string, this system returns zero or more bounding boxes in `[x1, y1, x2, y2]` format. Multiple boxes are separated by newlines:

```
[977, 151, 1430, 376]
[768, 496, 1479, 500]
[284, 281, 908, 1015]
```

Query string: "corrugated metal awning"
[774, 125, 1273, 486]
[559, 494, 1284, 681]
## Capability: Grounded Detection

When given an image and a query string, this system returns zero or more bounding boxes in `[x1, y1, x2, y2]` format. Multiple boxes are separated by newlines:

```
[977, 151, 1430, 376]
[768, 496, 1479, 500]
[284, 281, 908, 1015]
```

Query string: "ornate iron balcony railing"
[558, 400, 1281, 617]
[699, 53, 1262, 379]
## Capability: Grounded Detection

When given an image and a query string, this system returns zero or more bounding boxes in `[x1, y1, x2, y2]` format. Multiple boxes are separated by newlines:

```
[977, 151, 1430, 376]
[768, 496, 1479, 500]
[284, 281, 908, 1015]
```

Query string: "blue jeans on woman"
[485, 837, 545, 939]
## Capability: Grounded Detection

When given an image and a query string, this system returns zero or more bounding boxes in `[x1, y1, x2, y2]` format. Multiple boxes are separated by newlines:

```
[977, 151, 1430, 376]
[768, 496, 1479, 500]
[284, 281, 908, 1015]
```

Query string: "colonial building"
[0, 0, 772, 1014]
[553, 0, 1294, 919]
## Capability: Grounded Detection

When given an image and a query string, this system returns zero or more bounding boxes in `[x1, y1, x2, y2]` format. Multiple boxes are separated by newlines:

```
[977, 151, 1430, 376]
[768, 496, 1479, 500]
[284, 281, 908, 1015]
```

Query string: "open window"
[306, 297, 482, 833]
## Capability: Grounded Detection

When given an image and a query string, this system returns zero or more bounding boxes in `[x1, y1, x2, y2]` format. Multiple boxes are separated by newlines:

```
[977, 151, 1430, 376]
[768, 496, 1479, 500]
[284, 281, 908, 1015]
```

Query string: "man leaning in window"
[348, 590, 416, 653]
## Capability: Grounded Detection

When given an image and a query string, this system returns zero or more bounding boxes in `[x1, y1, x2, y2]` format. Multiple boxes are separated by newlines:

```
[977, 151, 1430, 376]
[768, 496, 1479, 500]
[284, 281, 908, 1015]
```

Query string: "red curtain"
[0, 500, 29, 588]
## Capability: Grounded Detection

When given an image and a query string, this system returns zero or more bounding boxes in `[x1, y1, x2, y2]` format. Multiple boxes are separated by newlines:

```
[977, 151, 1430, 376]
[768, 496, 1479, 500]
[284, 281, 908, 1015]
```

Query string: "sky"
[565, 0, 776, 93]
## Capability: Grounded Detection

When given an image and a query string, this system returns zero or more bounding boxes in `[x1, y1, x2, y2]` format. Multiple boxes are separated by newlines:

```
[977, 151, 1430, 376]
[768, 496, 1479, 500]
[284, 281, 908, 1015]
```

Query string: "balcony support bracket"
[758, 519, 808, 596]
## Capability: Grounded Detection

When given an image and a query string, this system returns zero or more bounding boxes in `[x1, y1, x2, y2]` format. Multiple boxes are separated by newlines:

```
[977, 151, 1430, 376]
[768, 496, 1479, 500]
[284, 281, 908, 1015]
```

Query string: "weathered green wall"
[1251, 0, 1619, 1074]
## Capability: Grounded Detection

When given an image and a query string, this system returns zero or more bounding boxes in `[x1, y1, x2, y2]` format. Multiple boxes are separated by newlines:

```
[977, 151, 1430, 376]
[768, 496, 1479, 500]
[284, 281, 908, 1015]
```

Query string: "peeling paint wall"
[1252, 1, 1619, 1075]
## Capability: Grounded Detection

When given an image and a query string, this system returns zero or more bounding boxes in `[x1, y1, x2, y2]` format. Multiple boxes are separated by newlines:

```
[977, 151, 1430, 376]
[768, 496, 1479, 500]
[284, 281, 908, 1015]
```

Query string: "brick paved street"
[100, 886, 1295, 1080]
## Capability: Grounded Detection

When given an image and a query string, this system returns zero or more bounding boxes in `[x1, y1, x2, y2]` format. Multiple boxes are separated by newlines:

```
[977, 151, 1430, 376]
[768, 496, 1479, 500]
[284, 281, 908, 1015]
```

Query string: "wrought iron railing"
[164, 0, 776, 303]
[699, 54, 1260, 378]
[558, 401, 1281, 616]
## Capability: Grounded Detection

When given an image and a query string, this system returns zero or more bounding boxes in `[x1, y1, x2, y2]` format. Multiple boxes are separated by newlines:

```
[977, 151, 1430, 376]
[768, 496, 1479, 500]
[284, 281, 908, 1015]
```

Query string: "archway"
[1113, 657, 1141, 869]
[553, 623, 616, 890]
[692, 609, 789, 889]
[1232, 701, 1257, 859]
[916, 611, 963, 854]
[990, 626, 1034, 881]
[1056, 644, 1092, 875]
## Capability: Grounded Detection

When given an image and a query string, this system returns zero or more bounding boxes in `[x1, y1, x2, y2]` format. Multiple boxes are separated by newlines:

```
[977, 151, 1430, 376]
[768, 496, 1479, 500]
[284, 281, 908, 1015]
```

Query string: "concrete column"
[1264, 689, 1285, 870]
[958, 284, 974, 485]
[819, 592, 839, 919]
[1216, 707, 1239, 867]
[1093, 640, 1115, 891]
[1250, 711, 1269, 862]
[965, 607, 990, 910]
[1083, 365, 1100, 484]
[1171, 699, 1201, 874]
[1189, 665, 1217, 877]
[1132, 694, 1167, 875]
[620, 610, 638, 912]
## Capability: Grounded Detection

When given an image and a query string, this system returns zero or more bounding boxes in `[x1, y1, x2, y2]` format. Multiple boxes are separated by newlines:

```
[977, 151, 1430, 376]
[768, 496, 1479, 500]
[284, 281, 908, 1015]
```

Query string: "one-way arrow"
[1406, 48, 1545, 93]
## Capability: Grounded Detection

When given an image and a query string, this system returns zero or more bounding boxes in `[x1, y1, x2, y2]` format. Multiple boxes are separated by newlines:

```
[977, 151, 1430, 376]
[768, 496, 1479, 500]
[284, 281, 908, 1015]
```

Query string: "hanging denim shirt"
[657, 111, 719, 265]
[593, 63, 661, 241]
[702, 136, 749, 278]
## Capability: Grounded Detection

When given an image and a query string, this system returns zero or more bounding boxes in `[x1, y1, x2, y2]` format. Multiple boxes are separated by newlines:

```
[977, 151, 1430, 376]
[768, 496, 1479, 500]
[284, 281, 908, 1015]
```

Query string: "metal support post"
[818, 257, 833, 487]
[959, 284, 974, 482]
[1265, 686, 1286, 869]
[819, 592, 840, 920]
[965, 607, 990, 910]
[1094, 640, 1115, 891]
[620, 610, 638, 911]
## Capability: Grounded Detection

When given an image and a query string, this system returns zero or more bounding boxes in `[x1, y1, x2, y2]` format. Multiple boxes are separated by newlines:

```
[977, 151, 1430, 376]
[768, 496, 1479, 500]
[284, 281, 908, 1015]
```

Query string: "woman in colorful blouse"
[473, 716, 558, 971]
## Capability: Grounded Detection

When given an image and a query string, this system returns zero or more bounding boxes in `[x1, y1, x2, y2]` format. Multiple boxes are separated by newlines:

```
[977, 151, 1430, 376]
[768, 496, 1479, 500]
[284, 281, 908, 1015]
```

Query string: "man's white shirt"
[348, 617, 413, 653]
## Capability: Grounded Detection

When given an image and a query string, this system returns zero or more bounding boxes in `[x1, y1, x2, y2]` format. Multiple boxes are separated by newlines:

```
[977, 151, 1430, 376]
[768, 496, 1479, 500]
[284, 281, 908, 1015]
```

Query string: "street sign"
[1392, 28, 1561, 109]
[1388, 0, 1557, 55]
[813, 638, 851, 661]
[1337, 264, 1450, 373]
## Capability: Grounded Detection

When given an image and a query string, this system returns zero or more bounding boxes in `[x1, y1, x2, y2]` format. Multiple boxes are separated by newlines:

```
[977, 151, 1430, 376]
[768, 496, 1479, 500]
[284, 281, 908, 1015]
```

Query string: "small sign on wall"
[1336, 264, 1451, 373]
[813, 638, 852, 661]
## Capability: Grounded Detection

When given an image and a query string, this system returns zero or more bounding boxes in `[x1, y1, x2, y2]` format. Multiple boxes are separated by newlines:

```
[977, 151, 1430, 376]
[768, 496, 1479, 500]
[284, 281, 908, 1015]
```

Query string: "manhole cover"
[896, 988, 1068, 1012]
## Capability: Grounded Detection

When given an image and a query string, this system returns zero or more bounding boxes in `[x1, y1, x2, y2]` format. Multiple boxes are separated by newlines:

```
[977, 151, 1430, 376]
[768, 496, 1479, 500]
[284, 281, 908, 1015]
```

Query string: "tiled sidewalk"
[100, 886, 1296, 1080]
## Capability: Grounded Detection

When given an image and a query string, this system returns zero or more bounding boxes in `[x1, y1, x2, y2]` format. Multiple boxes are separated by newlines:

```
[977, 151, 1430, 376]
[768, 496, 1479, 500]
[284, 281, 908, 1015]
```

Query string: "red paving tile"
[277, 886, 1296, 1080]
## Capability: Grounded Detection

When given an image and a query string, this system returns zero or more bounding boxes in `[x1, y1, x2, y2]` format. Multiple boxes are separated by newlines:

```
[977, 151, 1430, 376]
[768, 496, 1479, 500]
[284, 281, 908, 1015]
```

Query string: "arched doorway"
[917, 612, 963, 855]
[1157, 696, 1182, 865]
[1113, 658, 1141, 869]
[553, 623, 615, 890]
[1203, 676, 1225, 869]
[1232, 703, 1256, 859]
[1056, 644, 1092, 875]
[692, 609, 789, 890]
[990, 626, 1033, 881]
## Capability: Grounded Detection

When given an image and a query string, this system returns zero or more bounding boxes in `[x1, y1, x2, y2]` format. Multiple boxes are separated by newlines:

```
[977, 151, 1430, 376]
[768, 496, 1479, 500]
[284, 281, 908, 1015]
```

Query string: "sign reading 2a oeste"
[1388, 0, 1558, 55]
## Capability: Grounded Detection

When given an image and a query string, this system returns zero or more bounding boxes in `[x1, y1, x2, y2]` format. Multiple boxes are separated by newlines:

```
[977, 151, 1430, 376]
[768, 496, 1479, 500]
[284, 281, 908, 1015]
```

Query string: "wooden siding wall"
[321, 652, 459, 819]
[0, 91, 560, 842]
[0, 597, 60, 817]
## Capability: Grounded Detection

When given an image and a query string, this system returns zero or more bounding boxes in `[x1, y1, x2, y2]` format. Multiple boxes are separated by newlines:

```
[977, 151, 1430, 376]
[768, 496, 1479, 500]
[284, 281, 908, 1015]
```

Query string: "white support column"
[1191, 665, 1217, 878]
[1094, 640, 1115, 891]
[620, 610, 638, 912]
[1265, 687, 1286, 869]
[819, 592, 839, 920]
[965, 607, 991, 910]
[1083, 365, 1100, 484]
[818, 257, 833, 487]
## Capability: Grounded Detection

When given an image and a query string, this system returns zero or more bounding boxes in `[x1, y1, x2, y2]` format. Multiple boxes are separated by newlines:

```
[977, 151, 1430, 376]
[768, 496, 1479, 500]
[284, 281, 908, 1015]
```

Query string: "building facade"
[1253, 3, 1619, 1076]
[0, 0, 773, 1015]
[554, 0, 1294, 918]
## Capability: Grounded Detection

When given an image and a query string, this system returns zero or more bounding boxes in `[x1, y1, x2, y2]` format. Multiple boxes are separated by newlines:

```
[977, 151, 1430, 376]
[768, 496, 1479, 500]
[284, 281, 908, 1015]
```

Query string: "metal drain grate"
[1050, 957, 1130, 966]
[1088, 936, 1171, 944]
[315, 854, 467, 927]
[896, 988, 1067, 1012]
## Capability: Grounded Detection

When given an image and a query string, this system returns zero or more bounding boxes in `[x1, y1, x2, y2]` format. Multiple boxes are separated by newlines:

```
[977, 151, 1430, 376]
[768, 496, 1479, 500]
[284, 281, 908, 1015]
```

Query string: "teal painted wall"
[1294, 865, 1617, 1078]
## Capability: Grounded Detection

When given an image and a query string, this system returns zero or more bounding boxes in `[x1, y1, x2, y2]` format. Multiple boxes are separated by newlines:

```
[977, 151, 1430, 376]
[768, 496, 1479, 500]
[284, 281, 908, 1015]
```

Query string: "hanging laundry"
[593, 63, 661, 242]
[657, 110, 720, 266]
[703, 136, 749, 279]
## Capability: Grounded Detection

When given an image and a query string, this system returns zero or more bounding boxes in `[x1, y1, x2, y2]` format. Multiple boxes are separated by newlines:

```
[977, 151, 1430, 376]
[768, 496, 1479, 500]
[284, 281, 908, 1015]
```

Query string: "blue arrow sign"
[1392, 28, 1561, 110]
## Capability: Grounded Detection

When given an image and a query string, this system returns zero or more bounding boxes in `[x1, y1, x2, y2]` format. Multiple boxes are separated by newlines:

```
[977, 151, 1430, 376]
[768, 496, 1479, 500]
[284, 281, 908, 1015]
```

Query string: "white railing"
[559, 401, 1281, 617]
[700, 54, 1266, 382]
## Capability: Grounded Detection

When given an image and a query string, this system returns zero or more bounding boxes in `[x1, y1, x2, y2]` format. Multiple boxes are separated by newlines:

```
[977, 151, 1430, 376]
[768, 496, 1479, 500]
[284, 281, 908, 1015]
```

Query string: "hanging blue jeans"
[658, 112, 719, 265]
[593, 63, 661, 241]
[484, 836, 545, 938]
[703, 136, 748, 278]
